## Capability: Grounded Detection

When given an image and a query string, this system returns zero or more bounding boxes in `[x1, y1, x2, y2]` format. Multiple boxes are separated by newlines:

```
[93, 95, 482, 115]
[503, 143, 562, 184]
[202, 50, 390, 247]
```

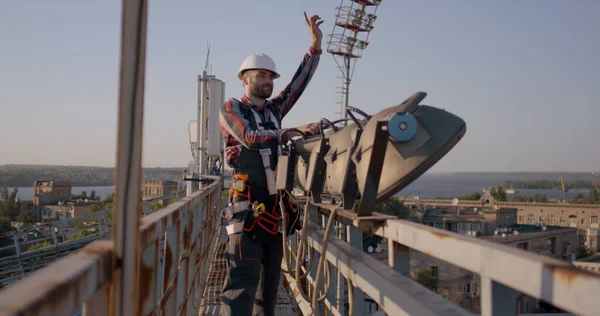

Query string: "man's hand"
[280, 129, 304, 144]
[304, 12, 324, 51]
[295, 122, 321, 137]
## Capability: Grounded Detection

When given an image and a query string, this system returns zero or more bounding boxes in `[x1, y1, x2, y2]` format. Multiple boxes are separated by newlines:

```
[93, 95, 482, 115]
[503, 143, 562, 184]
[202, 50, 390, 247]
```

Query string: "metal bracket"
[353, 121, 388, 217]
[340, 129, 363, 210]
[305, 138, 330, 204]
[276, 143, 297, 191]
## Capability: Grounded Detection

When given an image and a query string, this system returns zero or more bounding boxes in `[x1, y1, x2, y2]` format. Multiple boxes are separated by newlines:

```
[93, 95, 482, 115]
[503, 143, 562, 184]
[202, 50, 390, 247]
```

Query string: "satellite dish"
[375, 246, 382, 253]
[368, 246, 374, 253]
[452, 198, 459, 206]
[542, 226, 547, 231]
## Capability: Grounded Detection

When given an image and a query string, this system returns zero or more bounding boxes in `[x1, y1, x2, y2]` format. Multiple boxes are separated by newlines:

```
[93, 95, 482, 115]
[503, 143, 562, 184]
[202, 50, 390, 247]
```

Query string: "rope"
[280, 194, 338, 316]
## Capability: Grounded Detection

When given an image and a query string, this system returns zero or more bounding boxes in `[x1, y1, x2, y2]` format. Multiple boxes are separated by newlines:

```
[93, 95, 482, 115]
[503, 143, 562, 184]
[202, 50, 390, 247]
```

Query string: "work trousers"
[220, 229, 283, 316]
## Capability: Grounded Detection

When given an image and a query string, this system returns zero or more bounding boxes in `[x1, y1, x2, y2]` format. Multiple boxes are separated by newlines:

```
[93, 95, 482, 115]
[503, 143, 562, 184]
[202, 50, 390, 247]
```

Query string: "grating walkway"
[198, 221, 300, 315]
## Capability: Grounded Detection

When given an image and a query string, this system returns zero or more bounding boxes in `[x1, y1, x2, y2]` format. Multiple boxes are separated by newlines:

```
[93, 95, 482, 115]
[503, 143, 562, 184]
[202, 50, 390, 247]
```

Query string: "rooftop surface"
[480, 225, 576, 243]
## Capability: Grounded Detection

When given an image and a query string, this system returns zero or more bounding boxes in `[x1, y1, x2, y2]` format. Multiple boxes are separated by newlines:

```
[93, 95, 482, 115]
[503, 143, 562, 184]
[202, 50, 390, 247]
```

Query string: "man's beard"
[250, 83, 273, 99]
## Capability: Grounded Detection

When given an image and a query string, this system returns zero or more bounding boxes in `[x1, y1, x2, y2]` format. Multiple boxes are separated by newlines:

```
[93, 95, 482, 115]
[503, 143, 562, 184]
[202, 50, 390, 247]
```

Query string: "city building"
[400, 189, 600, 255]
[40, 201, 97, 227]
[32, 180, 72, 205]
[27, 180, 73, 221]
[142, 180, 179, 205]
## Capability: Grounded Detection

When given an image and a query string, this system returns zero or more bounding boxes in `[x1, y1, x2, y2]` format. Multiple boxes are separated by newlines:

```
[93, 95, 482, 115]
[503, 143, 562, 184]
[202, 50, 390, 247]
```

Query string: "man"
[218, 12, 324, 316]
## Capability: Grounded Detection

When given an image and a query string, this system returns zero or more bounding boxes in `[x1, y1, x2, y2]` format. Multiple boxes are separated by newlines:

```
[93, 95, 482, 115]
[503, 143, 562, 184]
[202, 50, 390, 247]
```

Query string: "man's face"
[244, 70, 276, 99]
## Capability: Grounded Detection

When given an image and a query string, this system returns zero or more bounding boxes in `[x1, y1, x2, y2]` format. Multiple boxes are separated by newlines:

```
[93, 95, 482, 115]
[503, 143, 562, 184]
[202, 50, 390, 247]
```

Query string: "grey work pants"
[220, 230, 283, 316]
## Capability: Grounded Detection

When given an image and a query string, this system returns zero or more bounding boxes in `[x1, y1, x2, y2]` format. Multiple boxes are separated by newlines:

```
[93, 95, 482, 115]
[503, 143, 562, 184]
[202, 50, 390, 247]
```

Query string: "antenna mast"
[327, 0, 382, 125]
[204, 42, 211, 74]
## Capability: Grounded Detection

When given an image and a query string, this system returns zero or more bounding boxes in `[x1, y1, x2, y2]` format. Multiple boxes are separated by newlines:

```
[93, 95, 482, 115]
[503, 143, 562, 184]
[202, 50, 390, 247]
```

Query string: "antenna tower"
[327, 0, 382, 125]
[204, 42, 211, 74]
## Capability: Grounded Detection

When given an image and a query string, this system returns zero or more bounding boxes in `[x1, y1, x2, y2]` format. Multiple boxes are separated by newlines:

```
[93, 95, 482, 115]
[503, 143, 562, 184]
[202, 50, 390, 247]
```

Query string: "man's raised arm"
[271, 12, 324, 119]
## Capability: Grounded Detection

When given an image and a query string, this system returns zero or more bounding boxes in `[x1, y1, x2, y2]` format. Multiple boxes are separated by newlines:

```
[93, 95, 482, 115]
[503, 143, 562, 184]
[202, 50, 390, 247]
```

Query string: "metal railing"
[282, 202, 600, 316]
[2, 183, 598, 316]
[0, 192, 184, 286]
[399, 197, 600, 210]
[0, 177, 222, 315]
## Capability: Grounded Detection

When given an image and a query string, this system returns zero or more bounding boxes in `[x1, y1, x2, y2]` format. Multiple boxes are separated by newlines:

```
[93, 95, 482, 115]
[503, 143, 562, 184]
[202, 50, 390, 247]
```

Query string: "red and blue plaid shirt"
[219, 46, 322, 168]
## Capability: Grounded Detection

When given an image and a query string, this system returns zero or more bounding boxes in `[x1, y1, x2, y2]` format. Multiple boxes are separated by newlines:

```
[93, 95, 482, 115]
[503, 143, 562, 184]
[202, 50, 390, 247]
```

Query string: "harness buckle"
[253, 203, 266, 217]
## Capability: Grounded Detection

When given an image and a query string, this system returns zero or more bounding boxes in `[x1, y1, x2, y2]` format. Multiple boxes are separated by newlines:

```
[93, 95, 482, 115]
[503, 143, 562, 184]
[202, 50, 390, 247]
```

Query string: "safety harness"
[224, 192, 302, 236]
[222, 104, 302, 239]
[251, 107, 280, 196]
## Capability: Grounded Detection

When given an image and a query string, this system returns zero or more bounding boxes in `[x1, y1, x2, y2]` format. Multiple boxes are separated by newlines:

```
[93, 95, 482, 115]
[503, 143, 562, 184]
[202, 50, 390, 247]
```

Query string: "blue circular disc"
[388, 113, 418, 142]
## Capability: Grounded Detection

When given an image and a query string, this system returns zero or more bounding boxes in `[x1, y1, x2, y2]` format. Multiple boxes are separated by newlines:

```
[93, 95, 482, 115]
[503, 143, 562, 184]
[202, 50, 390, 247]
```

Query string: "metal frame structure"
[327, 0, 382, 123]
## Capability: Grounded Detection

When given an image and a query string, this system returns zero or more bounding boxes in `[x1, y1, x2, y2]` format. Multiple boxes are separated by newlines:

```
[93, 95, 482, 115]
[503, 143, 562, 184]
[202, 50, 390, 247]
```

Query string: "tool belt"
[224, 174, 302, 241]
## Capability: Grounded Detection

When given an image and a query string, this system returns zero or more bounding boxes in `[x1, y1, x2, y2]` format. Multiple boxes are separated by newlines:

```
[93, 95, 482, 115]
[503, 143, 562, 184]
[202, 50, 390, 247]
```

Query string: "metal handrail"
[0, 178, 221, 315]
[284, 204, 600, 316]
[0, 193, 184, 284]
[400, 197, 600, 209]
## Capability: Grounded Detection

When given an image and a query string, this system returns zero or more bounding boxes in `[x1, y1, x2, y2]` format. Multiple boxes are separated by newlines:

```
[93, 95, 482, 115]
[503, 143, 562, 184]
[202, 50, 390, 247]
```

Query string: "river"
[9, 172, 591, 202]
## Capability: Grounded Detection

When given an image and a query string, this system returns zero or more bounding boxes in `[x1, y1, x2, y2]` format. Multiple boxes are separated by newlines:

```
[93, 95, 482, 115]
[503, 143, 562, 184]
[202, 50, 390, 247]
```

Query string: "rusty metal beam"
[375, 219, 600, 316]
[110, 0, 149, 315]
[0, 240, 113, 315]
[305, 223, 474, 316]
[399, 197, 600, 209]
[138, 177, 220, 249]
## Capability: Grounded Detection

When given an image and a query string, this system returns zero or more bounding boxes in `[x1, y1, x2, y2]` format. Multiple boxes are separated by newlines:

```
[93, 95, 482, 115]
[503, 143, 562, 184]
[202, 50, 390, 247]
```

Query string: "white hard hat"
[237, 53, 280, 80]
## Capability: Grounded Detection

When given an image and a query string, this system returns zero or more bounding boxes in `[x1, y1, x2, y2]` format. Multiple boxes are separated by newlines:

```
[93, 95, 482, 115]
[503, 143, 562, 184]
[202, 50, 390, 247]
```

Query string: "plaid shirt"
[219, 46, 322, 168]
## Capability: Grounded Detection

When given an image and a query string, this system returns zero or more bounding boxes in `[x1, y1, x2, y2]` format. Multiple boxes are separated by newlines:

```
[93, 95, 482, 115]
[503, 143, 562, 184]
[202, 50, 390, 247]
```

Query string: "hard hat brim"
[238, 68, 281, 80]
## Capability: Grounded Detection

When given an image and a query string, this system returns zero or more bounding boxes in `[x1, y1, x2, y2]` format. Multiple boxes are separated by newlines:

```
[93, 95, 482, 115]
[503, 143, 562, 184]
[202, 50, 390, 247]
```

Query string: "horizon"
[1, 163, 598, 175]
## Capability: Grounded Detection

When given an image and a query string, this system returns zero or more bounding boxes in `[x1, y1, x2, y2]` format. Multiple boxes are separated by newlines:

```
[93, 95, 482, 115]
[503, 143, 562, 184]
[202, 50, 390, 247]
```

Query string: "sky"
[0, 0, 598, 173]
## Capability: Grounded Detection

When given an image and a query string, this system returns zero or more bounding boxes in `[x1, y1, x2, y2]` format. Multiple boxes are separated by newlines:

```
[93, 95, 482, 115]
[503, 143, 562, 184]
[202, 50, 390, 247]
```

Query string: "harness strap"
[250, 107, 280, 196]
[226, 222, 244, 235]
[220, 200, 251, 219]
[227, 220, 285, 236]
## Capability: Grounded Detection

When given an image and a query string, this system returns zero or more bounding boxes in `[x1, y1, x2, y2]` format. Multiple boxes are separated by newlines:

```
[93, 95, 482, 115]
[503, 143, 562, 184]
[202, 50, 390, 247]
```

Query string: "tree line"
[504, 179, 597, 190]
[0, 165, 184, 187]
